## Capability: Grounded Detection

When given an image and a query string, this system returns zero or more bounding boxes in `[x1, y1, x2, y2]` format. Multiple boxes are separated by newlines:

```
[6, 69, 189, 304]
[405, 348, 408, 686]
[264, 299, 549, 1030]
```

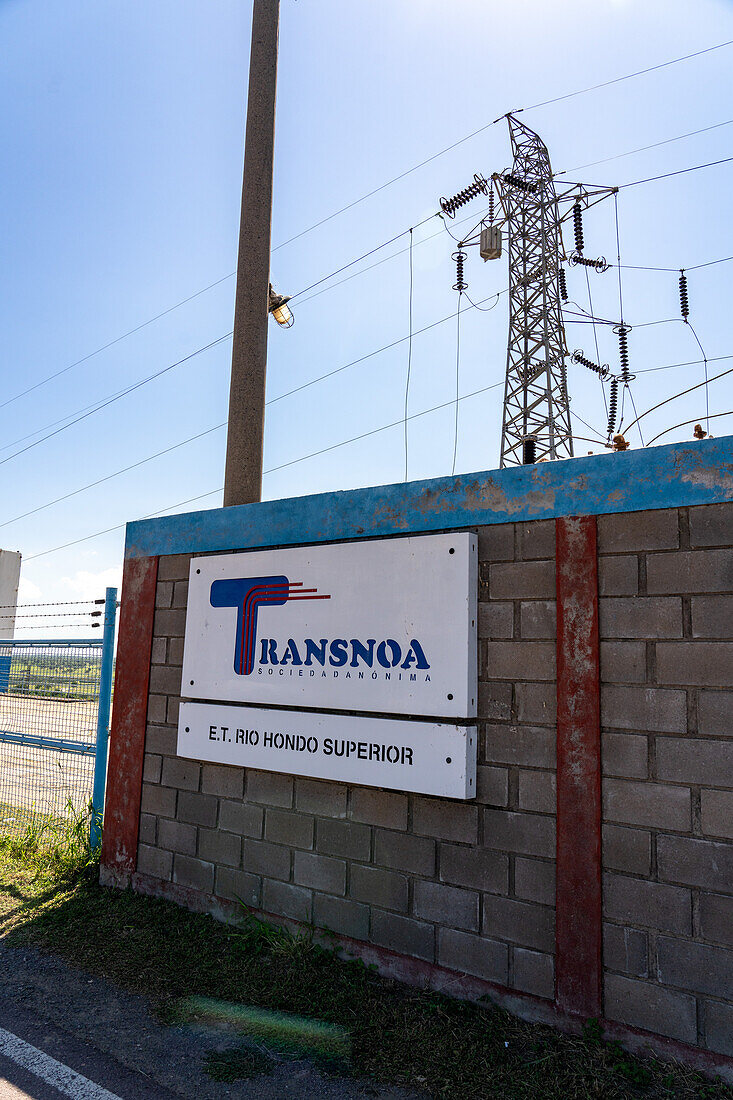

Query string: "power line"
[690, 254, 733, 272]
[0, 334, 232, 469]
[24, 488, 225, 562]
[452, 294, 462, 476]
[23, 343, 733, 558]
[265, 291, 506, 407]
[25, 379, 507, 561]
[10, 220, 727, 459]
[617, 155, 733, 190]
[13, 205, 728, 458]
[297, 206, 483, 306]
[5, 41, 731, 416]
[10, 340, 731, 534]
[518, 39, 733, 113]
[555, 117, 733, 176]
[3, 209, 476, 454]
[0, 423, 226, 530]
[635, 353, 733, 374]
[7, 156, 731, 450]
[0, 274, 235, 414]
[4, 276, 503, 474]
[270, 133, 501, 256]
[686, 320, 710, 434]
[21, 345, 733, 563]
[288, 214, 437, 302]
[608, 255, 733, 274]
[273, 37, 733, 253]
[620, 362, 733, 433]
[646, 409, 733, 446]
[7, 294, 505, 529]
[264, 381, 506, 476]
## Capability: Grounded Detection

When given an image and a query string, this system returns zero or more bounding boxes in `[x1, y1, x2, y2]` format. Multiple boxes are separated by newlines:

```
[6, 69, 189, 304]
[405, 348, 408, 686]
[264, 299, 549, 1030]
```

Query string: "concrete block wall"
[134, 505, 733, 1056]
[138, 520, 559, 1002]
[597, 504, 733, 1055]
[101, 437, 733, 1073]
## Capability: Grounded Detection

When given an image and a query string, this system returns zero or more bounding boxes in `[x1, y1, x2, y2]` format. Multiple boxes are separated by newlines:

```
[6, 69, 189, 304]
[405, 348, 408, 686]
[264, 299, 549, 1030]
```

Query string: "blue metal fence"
[0, 588, 117, 847]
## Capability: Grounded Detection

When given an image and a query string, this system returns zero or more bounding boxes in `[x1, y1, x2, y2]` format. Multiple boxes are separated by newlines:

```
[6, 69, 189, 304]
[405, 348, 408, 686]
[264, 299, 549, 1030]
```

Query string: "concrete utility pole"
[223, 0, 280, 506]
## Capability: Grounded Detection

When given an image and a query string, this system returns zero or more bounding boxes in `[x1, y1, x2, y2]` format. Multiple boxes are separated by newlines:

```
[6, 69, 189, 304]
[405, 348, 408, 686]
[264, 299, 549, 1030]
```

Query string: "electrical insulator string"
[453, 249, 468, 292]
[572, 351, 610, 379]
[440, 174, 489, 218]
[502, 173, 537, 194]
[571, 254, 609, 271]
[573, 202, 584, 254]
[607, 378, 619, 438]
[558, 268, 568, 302]
[616, 326, 631, 384]
[679, 271, 690, 321]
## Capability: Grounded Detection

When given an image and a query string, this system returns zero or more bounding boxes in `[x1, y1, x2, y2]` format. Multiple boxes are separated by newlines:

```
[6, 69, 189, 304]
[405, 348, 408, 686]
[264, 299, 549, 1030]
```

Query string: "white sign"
[181, 533, 477, 719]
[178, 702, 477, 799]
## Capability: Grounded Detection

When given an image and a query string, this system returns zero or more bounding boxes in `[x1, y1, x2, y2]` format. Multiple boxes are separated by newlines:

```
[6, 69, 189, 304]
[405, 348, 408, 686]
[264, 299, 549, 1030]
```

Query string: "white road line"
[0, 1028, 124, 1100]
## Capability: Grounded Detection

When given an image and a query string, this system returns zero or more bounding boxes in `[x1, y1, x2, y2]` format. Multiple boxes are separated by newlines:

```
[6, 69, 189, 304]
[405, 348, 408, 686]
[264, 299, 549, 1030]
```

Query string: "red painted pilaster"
[100, 555, 159, 879]
[555, 515, 602, 1018]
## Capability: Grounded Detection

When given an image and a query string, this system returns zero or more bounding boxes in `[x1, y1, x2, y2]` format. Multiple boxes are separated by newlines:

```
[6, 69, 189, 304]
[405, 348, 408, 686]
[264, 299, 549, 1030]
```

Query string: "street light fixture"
[268, 284, 294, 328]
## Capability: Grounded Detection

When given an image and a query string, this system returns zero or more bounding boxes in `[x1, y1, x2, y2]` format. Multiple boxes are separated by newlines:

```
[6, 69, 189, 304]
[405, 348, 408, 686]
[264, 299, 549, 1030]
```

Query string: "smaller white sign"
[178, 702, 477, 800]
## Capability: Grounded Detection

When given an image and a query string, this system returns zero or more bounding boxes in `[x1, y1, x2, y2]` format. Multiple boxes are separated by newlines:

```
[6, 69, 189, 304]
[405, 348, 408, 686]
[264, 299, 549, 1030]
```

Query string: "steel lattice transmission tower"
[496, 115, 572, 466]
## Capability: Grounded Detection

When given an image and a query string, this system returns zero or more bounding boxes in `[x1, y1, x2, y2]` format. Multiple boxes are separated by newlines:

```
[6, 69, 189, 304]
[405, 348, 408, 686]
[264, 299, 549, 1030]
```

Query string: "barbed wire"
[0, 599, 104, 610]
[8, 623, 101, 630]
[0, 611, 102, 620]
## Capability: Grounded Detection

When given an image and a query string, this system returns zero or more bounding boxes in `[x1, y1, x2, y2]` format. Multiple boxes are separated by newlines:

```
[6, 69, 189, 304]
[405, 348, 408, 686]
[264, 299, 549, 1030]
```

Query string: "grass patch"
[0, 800, 98, 881]
[0, 851, 731, 1099]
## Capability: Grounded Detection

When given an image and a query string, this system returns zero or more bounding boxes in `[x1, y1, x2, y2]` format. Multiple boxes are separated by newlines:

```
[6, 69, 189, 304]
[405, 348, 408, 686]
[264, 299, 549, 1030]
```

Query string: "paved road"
[0, 999, 179, 1099]
[0, 944, 422, 1100]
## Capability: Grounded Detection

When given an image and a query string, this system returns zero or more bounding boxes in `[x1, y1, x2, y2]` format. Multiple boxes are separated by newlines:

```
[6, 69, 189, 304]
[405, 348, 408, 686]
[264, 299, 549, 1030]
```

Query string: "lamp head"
[268, 284, 294, 328]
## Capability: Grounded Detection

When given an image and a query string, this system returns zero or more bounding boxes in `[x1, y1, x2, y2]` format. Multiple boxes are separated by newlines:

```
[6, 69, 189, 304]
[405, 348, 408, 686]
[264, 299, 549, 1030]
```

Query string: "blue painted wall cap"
[125, 434, 733, 560]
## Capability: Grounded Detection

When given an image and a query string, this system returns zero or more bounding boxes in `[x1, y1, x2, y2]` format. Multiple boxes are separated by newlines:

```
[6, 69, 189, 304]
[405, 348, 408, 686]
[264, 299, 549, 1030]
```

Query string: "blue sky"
[1, 0, 732, 632]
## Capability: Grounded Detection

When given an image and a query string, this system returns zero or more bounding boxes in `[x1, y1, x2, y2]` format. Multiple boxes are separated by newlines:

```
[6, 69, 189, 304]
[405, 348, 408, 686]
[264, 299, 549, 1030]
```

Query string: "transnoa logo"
[210, 575, 431, 679]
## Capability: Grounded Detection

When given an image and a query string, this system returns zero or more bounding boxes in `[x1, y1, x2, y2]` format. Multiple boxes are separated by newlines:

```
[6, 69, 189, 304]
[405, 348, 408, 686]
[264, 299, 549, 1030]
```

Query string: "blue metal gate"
[0, 588, 117, 847]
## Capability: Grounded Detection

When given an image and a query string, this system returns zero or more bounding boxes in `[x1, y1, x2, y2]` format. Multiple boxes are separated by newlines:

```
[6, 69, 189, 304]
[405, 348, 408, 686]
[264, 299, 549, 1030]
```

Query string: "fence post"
[90, 587, 117, 849]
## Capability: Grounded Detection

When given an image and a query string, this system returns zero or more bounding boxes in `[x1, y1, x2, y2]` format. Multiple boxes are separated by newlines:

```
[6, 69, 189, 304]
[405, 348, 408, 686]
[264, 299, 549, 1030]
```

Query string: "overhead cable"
[5, 41, 732, 412]
[0, 274, 235, 413]
[646, 410, 733, 446]
[272, 37, 733, 252]
[11, 343, 732, 533]
[0, 334, 232, 469]
[26, 379, 507, 561]
[518, 39, 732, 113]
[555, 117, 733, 176]
[620, 362, 733, 433]
[6, 293, 505, 527]
[617, 155, 733, 190]
[0, 423, 226, 530]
